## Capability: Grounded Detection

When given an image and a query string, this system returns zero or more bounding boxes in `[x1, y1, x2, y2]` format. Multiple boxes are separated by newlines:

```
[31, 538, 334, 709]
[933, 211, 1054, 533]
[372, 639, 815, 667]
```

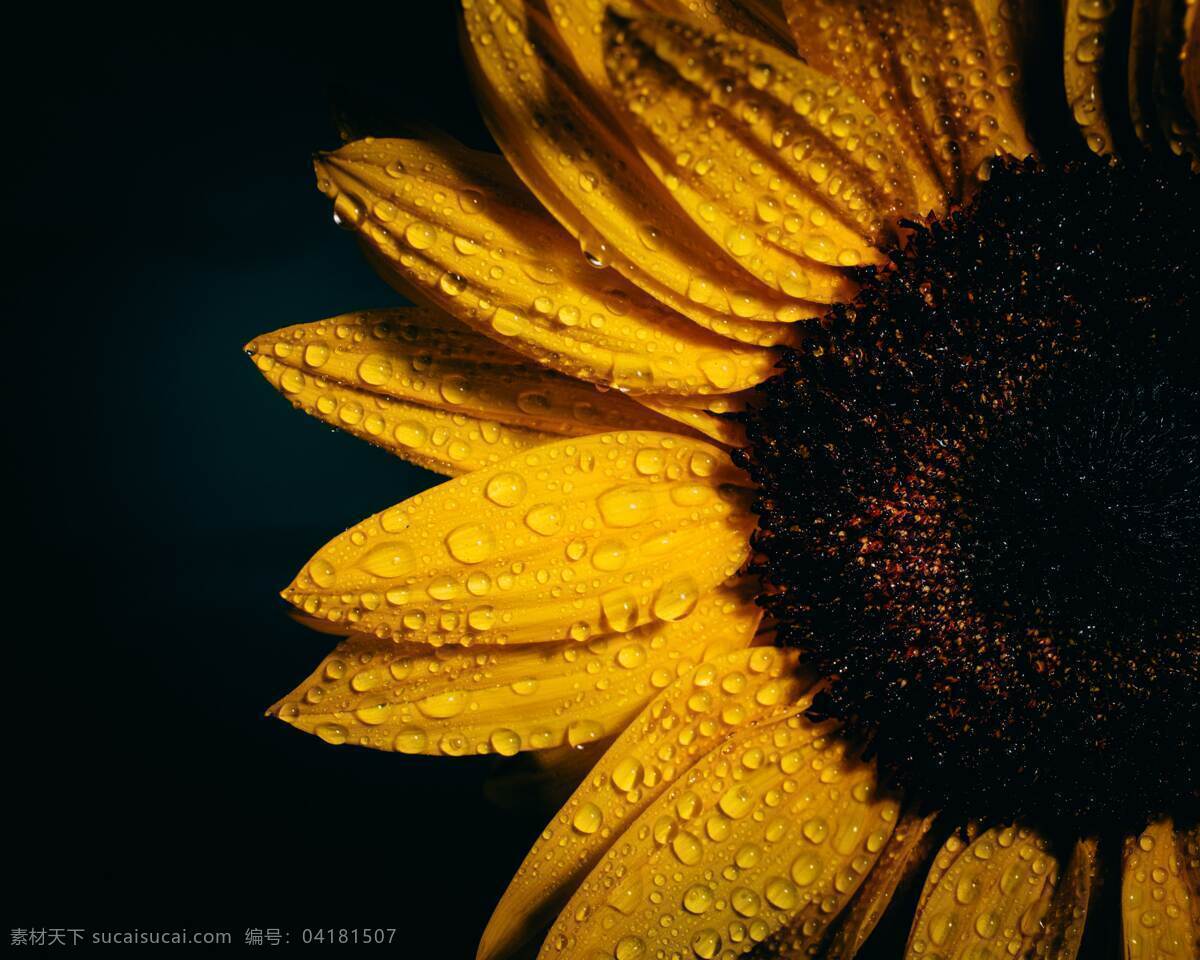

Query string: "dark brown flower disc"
[739, 154, 1200, 832]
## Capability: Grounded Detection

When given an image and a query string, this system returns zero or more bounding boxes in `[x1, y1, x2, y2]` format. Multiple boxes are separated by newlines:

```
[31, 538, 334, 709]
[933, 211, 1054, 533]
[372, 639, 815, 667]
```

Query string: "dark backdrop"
[8, 7, 553, 954]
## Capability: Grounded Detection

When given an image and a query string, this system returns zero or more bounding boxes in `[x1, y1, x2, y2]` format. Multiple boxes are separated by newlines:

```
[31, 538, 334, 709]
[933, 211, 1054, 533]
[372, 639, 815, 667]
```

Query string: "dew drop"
[572, 802, 604, 834]
[485, 471, 527, 507]
[597, 485, 657, 528]
[359, 541, 415, 579]
[524, 504, 565, 536]
[445, 523, 495, 564]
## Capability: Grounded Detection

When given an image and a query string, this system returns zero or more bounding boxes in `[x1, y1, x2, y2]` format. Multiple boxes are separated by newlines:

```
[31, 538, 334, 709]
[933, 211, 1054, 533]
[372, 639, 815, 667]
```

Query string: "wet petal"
[271, 579, 762, 757]
[284, 431, 756, 645]
[1129, 0, 1156, 144]
[479, 645, 811, 960]
[780, 0, 948, 212]
[635, 392, 749, 447]
[316, 138, 781, 393]
[653, 0, 796, 51]
[913, 822, 981, 912]
[1149, 0, 1200, 168]
[905, 824, 1059, 960]
[1063, 0, 1121, 155]
[537, 703, 900, 960]
[1030, 838, 1097, 960]
[550, 0, 794, 88]
[603, 10, 909, 300]
[782, 0, 1032, 200]
[1185, 3, 1200, 129]
[247, 308, 678, 475]
[1121, 819, 1199, 960]
[462, 0, 816, 341]
[824, 811, 939, 960]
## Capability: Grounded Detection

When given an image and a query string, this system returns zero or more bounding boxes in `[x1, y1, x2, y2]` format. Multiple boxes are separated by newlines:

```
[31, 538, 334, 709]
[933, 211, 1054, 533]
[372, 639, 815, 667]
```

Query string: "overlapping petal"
[823, 811, 939, 960]
[602, 10, 912, 298]
[247, 308, 680, 475]
[1121, 819, 1199, 960]
[651, 0, 795, 51]
[479, 645, 812, 960]
[1126, 0, 1200, 162]
[315, 137, 781, 393]
[782, 0, 1032, 201]
[536, 691, 901, 960]
[780, 0, 948, 212]
[462, 0, 821, 340]
[283, 431, 756, 645]
[1146, 0, 1200, 167]
[1064, 0, 1122, 155]
[905, 824, 1060, 960]
[271, 579, 762, 757]
[1185, 3, 1200, 127]
[635, 392, 749, 447]
[1031, 838, 1097, 960]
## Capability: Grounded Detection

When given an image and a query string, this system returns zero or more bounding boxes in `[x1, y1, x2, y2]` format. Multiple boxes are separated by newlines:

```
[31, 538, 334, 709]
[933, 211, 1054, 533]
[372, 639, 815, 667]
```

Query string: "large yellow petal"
[782, 0, 1032, 201]
[284, 431, 756, 645]
[271, 579, 762, 756]
[905, 824, 1060, 960]
[247, 308, 679, 475]
[823, 810, 940, 960]
[479, 645, 812, 960]
[536, 700, 901, 960]
[316, 138, 781, 394]
[1122, 819, 1199, 960]
[461, 0, 821, 340]
[602, 11, 912, 299]
[1063, 0, 1121, 155]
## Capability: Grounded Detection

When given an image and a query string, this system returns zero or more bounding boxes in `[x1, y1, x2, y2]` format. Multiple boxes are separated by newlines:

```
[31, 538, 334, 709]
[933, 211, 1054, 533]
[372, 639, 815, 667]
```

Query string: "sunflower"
[247, 2, 1200, 958]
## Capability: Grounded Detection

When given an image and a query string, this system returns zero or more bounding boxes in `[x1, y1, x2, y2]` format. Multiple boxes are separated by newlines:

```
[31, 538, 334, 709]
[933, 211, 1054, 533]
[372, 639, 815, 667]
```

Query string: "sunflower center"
[739, 154, 1200, 831]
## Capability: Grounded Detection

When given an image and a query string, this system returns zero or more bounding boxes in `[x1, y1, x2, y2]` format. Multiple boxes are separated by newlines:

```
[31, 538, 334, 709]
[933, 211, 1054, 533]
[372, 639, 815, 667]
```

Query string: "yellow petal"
[604, 10, 915, 298]
[247, 309, 682, 475]
[635, 392, 749, 447]
[1185, 2, 1200, 129]
[780, 0, 949, 213]
[915, 822, 981, 913]
[284, 431, 756, 645]
[483, 742, 610, 814]
[782, 1, 1032, 200]
[271, 579, 762, 757]
[249, 347, 555, 475]
[1063, 0, 1121, 155]
[905, 824, 1059, 960]
[479, 645, 813, 960]
[824, 810, 940, 960]
[462, 0, 818, 340]
[536, 700, 901, 960]
[1122, 819, 1199, 960]
[550, 0, 794, 87]
[1127, 0, 1200, 166]
[1130, 0, 1160, 145]
[1150, 0, 1200, 168]
[1030, 838, 1097, 960]
[316, 138, 781, 393]
[651, 0, 796, 51]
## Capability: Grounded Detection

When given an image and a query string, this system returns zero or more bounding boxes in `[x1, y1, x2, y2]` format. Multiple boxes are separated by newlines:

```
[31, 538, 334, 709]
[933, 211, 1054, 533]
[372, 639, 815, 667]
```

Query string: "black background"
[8, 6, 556, 954]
